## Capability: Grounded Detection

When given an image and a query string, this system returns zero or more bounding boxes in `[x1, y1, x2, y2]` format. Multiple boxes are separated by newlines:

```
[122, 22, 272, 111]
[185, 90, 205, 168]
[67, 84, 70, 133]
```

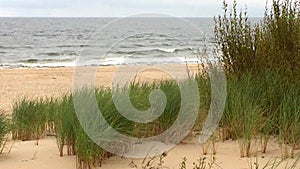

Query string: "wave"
[133, 44, 145, 47]
[99, 56, 201, 66]
[111, 47, 193, 55]
[56, 44, 90, 48]
[155, 48, 176, 53]
[0, 62, 75, 68]
[0, 45, 33, 49]
[0, 56, 210, 68]
[0, 58, 77, 68]
[40, 52, 60, 56]
[114, 50, 147, 55]
[39, 51, 78, 56]
[18, 58, 76, 64]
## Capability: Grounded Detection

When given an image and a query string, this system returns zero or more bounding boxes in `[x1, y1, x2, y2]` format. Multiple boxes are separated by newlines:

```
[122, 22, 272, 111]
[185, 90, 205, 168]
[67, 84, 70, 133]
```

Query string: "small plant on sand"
[179, 156, 220, 169]
[141, 152, 168, 169]
[0, 111, 9, 153]
[249, 156, 300, 169]
[202, 131, 217, 156]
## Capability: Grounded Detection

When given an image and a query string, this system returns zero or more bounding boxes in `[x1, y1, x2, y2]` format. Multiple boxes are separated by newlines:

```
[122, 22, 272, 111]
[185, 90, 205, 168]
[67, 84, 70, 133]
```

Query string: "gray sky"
[0, 0, 268, 17]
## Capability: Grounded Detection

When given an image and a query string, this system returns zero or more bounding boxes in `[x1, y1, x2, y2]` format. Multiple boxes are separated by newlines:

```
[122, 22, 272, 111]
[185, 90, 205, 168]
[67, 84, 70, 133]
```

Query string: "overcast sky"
[0, 0, 269, 17]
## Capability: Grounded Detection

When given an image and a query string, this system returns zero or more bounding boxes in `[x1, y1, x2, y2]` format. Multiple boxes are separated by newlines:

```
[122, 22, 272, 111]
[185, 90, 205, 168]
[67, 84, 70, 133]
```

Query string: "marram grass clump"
[0, 111, 9, 153]
[12, 98, 48, 144]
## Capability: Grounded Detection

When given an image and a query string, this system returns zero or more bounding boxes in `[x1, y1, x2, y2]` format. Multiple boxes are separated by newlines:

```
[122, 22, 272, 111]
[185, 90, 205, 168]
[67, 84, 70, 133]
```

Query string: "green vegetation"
[7, 0, 300, 168]
[214, 0, 300, 77]
[179, 156, 218, 169]
[214, 0, 300, 158]
[223, 73, 265, 157]
[10, 78, 201, 168]
[53, 95, 77, 156]
[278, 84, 300, 159]
[0, 111, 9, 153]
[12, 98, 48, 144]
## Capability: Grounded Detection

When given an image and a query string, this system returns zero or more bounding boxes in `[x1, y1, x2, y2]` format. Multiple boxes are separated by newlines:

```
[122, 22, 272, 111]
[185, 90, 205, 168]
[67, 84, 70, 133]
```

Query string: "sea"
[0, 17, 217, 68]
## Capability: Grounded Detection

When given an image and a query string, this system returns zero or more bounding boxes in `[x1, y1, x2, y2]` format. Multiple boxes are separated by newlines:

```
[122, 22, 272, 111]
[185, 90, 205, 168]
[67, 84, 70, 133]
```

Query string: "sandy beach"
[0, 65, 299, 169]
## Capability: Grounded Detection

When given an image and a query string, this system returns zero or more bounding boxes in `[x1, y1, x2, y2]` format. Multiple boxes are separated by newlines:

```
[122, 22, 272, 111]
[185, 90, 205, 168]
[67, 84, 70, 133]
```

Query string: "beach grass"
[279, 84, 300, 159]
[53, 94, 77, 156]
[223, 73, 264, 157]
[0, 111, 9, 153]
[12, 98, 48, 144]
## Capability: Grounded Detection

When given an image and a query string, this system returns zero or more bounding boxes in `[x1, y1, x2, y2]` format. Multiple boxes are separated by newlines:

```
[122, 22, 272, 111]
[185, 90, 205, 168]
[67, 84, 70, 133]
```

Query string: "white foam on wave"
[0, 61, 77, 68]
[0, 55, 213, 68]
[157, 48, 176, 53]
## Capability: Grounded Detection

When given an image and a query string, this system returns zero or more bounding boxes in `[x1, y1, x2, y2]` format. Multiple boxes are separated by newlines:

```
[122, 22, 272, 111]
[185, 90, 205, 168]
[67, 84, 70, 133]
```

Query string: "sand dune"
[0, 65, 299, 169]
